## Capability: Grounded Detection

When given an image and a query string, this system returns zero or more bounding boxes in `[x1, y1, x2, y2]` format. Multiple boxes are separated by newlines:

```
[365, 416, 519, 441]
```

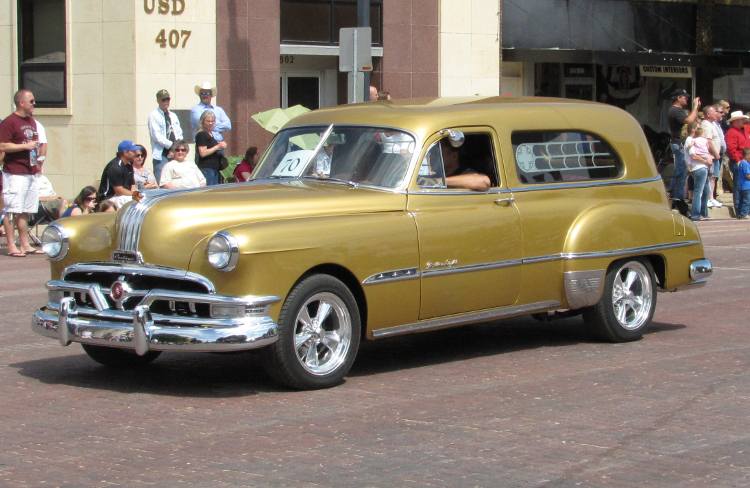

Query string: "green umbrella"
[251, 104, 310, 134]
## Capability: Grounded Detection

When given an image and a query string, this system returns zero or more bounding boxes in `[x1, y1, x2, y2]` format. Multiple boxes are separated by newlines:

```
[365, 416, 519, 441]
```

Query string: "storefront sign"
[639, 65, 692, 78]
[143, 0, 192, 49]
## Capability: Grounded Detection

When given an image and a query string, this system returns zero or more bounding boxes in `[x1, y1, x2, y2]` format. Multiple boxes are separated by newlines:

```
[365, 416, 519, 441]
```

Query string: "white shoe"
[707, 199, 716, 208]
[712, 199, 723, 208]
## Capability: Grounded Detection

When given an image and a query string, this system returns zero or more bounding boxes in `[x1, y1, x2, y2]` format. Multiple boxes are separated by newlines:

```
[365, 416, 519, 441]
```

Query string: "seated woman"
[133, 145, 158, 190]
[233, 146, 257, 182]
[159, 141, 207, 190]
[62, 186, 97, 217]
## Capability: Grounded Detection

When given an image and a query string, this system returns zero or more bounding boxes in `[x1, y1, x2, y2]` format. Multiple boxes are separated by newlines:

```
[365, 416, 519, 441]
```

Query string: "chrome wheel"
[611, 261, 653, 331]
[293, 292, 353, 376]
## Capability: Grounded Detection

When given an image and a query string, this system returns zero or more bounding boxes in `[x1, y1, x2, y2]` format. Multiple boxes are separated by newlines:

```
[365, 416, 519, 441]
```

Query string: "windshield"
[254, 125, 417, 189]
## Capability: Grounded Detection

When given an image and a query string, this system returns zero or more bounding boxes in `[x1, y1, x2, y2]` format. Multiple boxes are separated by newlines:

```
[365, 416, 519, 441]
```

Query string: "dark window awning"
[503, 0, 696, 54]
[502, 48, 744, 70]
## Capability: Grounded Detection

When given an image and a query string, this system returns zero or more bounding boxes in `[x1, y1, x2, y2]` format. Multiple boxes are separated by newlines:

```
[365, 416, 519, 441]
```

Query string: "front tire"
[81, 344, 161, 367]
[583, 259, 657, 342]
[262, 274, 361, 390]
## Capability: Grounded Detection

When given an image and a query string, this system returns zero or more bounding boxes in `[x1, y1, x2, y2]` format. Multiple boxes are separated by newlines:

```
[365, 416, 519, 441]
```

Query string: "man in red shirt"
[0, 89, 41, 257]
[724, 110, 750, 216]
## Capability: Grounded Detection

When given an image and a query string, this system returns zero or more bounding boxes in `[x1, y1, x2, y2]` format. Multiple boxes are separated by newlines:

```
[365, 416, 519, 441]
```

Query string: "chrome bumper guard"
[665, 258, 713, 291]
[689, 258, 713, 283]
[33, 281, 280, 355]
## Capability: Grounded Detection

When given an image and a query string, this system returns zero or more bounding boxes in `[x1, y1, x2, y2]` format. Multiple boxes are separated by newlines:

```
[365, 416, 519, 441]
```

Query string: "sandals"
[8, 251, 26, 258]
[22, 248, 45, 255]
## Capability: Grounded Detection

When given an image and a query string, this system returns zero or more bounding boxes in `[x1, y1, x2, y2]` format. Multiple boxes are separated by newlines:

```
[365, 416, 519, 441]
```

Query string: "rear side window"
[511, 131, 623, 184]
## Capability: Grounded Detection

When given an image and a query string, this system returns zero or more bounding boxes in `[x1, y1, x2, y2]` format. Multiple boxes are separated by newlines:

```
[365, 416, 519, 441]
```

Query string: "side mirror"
[441, 129, 465, 148]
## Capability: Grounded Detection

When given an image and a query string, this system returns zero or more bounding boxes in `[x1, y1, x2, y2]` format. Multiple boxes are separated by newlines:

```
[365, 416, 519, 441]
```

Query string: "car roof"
[285, 96, 626, 139]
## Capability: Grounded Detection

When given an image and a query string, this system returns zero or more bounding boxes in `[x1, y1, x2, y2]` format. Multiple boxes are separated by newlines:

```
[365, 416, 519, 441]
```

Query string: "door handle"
[494, 197, 515, 207]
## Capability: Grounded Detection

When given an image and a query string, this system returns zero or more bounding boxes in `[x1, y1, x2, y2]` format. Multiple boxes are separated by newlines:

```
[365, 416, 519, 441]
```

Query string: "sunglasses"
[174, 148, 188, 153]
[84, 196, 96, 202]
[200, 91, 212, 96]
[160, 97, 171, 102]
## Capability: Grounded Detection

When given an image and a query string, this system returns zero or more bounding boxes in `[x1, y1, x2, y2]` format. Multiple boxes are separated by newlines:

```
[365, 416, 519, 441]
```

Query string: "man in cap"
[148, 89, 183, 184]
[724, 110, 750, 216]
[0, 89, 42, 256]
[190, 81, 232, 143]
[667, 88, 701, 200]
[97, 140, 138, 209]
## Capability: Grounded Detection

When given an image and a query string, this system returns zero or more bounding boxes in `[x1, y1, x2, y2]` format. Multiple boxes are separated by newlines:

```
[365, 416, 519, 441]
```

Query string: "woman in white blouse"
[159, 141, 206, 190]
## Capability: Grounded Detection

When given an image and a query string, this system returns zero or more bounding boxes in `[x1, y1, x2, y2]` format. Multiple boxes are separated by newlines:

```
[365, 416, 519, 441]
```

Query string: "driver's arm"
[446, 173, 491, 191]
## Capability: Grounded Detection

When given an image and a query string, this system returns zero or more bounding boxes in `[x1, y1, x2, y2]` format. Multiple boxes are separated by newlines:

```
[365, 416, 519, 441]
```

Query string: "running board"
[371, 300, 561, 339]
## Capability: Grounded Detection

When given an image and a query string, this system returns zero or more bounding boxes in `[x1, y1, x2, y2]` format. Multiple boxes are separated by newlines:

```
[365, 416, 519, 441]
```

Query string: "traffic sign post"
[339, 27, 372, 104]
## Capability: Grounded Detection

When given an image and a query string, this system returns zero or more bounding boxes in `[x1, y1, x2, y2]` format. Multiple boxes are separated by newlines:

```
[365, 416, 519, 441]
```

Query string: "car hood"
[122, 180, 406, 268]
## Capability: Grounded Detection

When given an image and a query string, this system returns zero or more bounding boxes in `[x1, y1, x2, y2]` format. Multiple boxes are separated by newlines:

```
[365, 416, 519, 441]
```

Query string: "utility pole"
[358, 0, 371, 101]
[498, 0, 503, 95]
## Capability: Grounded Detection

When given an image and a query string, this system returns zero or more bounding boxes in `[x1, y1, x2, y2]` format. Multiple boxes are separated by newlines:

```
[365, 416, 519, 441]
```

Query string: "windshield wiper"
[302, 175, 359, 188]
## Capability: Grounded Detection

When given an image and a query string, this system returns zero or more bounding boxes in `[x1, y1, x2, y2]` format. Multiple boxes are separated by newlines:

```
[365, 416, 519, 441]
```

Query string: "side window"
[511, 131, 623, 184]
[417, 133, 499, 189]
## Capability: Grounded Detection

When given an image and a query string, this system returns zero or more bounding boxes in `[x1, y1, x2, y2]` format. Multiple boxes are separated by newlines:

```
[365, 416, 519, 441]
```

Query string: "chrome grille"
[56, 263, 216, 319]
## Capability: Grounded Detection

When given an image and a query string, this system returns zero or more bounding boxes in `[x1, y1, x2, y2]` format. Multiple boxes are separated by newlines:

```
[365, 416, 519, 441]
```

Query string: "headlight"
[41, 224, 69, 261]
[207, 232, 239, 271]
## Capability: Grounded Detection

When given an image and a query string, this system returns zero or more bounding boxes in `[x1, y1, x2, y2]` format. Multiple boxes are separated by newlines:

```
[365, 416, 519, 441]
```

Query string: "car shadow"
[350, 316, 686, 377]
[10, 318, 685, 395]
[10, 349, 284, 397]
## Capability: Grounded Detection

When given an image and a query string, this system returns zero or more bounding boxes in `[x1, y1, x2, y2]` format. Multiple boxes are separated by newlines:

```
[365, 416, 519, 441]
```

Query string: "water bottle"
[29, 145, 38, 167]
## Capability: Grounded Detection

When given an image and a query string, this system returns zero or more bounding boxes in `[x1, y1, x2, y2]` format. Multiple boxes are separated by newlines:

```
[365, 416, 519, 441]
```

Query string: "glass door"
[281, 72, 321, 109]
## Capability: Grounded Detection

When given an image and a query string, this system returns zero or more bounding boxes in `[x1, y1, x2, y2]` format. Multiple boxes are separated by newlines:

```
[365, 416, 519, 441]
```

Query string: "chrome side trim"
[422, 258, 523, 277]
[62, 262, 217, 294]
[564, 270, 605, 309]
[364, 241, 701, 285]
[524, 240, 702, 265]
[509, 175, 662, 193]
[407, 188, 513, 196]
[362, 267, 420, 285]
[372, 300, 560, 339]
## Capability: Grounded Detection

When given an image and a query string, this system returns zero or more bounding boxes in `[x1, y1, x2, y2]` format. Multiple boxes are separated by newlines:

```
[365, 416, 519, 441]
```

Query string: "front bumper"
[33, 282, 280, 355]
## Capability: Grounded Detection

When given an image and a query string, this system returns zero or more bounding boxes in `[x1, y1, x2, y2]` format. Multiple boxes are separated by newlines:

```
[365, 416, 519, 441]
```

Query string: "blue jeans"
[690, 167, 710, 220]
[670, 143, 687, 200]
[730, 160, 741, 216]
[201, 167, 220, 186]
[738, 189, 750, 217]
[153, 159, 166, 185]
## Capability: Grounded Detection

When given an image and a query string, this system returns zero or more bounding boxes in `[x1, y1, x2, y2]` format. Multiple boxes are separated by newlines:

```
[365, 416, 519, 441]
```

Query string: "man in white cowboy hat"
[190, 81, 232, 143]
[724, 110, 750, 215]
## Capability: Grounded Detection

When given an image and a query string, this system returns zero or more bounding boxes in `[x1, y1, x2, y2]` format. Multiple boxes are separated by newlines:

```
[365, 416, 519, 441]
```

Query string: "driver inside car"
[442, 143, 491, 191]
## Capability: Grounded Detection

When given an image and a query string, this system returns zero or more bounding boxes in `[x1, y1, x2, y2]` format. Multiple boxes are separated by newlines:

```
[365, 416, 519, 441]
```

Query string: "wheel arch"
[295, 263, 368, 338]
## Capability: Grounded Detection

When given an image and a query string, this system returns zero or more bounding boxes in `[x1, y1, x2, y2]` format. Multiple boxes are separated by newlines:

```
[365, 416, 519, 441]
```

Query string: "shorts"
[2, 172, 39, 214]
[711, 159, 721, 176]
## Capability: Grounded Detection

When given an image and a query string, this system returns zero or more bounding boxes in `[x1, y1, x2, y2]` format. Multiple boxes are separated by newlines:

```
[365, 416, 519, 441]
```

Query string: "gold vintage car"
[34, 97, 712, 389]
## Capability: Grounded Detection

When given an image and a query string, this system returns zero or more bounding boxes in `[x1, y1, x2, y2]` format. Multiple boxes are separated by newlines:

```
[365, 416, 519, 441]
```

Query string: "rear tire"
[262, 274, 361, 390]
[583, 259, 657, 342]
[82, 344, 161, 367]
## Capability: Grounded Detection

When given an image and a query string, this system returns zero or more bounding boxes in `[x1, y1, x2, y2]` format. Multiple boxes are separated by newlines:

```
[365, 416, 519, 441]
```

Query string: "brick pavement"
[0, 221, 749, 487]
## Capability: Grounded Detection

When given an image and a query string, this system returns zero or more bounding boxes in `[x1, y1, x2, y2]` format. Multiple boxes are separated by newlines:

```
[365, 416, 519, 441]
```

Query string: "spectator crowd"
[0, 82, 261, 256]
[667, 89, 750, 220]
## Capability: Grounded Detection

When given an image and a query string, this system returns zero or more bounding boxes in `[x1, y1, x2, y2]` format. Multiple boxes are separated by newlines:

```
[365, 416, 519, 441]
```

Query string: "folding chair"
[28, 201, 60, 246]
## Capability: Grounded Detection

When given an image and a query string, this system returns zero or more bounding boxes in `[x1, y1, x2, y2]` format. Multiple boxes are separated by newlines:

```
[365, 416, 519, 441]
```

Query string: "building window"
[512, 131, 623, 184]
[281, 0, 383, 46]
[17, 0, 67, 108]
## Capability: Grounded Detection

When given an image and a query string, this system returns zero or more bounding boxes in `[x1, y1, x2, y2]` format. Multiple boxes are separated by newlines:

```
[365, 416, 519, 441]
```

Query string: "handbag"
[219, 156, 229, 171]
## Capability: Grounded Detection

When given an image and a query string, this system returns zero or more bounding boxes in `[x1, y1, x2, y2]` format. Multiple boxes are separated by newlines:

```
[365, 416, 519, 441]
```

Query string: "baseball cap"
[671, 88, 690, 100]
[156, 89, 170, 100]
[117, 140, 139, 153]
